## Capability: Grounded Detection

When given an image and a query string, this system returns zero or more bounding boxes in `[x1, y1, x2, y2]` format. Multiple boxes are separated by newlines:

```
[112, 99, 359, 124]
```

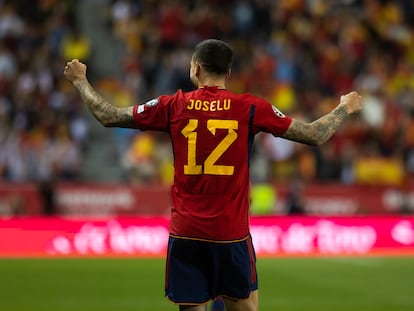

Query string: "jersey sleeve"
[132, 93, 175, 132]
[252, 97, 292, 136]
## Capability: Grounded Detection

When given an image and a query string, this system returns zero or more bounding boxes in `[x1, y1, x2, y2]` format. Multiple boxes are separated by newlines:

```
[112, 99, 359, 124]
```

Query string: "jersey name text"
[187, 99, 231, 111]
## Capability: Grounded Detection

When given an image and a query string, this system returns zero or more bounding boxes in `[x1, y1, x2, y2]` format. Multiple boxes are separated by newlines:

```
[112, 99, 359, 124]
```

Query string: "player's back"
[166, 86, 258, 240]
[133, 85, 290, 240]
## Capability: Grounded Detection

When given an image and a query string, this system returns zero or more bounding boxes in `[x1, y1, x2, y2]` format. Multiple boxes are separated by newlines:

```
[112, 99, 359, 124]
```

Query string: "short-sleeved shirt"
[133, 86, 292, 241]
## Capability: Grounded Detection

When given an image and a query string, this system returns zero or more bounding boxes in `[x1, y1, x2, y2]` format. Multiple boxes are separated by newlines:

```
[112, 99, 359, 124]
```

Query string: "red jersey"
[133, 86, 292, 241]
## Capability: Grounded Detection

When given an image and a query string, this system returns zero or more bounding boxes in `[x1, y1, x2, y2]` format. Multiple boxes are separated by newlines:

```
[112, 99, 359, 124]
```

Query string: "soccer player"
[64, 39, 362, 311]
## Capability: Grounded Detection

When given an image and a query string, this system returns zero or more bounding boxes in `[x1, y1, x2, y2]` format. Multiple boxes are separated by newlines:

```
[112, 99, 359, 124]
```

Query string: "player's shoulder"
[159, 89, 185, 100]
[235, 92, 288, 118]
[164, 88, 208, 101]
[156, 89, 189, 106]
[233, 92, 270, 107]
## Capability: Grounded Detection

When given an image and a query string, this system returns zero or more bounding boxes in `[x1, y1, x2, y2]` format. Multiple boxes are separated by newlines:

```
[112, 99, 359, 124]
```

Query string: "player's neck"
[197, 79, 226, 89]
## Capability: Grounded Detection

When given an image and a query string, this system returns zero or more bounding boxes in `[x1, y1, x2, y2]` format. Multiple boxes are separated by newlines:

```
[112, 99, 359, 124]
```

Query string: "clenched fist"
[339, 91, 363, 115]
[64, 59, 87, 83]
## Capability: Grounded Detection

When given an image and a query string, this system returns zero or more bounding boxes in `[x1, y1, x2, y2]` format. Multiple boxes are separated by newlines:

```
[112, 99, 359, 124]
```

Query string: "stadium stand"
[1, 0, 413, 191]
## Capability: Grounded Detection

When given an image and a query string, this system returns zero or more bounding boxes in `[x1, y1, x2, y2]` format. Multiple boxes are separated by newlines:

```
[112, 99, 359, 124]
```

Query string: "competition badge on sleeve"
[138, 98, 159, 114]
[272, 106, 286, 118]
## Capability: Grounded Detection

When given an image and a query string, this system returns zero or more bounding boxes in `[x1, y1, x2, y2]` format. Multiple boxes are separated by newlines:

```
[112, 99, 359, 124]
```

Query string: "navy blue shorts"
[165, 235, 258, 305]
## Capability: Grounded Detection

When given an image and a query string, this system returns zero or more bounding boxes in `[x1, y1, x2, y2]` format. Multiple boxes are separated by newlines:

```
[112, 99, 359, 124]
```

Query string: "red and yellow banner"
[1, 216, 413, 257]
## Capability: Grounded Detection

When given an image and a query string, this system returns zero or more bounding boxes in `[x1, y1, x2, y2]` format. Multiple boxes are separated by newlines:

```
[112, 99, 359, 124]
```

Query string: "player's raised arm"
[282, 91, 362, 145]
[64, 59, 135, 128]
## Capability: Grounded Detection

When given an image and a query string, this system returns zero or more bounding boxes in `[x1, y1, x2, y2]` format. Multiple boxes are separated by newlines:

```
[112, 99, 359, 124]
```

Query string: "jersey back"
[133, 86, 292, 241]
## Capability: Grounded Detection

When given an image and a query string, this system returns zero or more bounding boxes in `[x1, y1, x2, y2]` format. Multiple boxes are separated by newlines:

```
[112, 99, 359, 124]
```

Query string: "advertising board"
[1, 216, 413, 257]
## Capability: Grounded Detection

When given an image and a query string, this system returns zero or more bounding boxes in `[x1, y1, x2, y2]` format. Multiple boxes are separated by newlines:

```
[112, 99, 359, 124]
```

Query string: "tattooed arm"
[64, 59, 135, 128]
[282, 91, 362, 145]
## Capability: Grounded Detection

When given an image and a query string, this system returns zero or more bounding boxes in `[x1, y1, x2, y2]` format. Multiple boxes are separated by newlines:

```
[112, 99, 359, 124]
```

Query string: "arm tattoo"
[74, 78, 135, 128]
[282, 105, 348, 145]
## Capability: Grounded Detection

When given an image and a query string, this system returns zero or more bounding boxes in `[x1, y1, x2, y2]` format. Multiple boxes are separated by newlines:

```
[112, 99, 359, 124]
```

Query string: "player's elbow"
[306, 139, 320, 146]
[303, 138, 323, 146]
[298, 136, 328, 146]
[286, 134, 323, 146]
[100, 118, 135, 128]
[96, 116, 115, 127]
[314, 136, 331, 145]
[101, 120, 117, 128]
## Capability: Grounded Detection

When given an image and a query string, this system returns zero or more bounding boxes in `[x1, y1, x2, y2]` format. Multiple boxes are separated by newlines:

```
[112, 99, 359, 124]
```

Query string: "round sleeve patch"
[272, 106, 286, 118]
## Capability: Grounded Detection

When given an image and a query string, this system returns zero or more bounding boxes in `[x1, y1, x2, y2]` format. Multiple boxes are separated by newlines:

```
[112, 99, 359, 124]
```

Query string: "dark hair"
[193, 39, 233, 75]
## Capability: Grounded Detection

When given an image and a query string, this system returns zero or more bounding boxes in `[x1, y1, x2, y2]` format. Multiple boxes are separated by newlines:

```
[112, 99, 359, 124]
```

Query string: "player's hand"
[339, 91, 362, 115]
[64, 59, 87, 83]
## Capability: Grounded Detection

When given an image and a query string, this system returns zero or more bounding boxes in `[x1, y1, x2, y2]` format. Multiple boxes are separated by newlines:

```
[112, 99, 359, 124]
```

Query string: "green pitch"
[0, 257, 413, 311]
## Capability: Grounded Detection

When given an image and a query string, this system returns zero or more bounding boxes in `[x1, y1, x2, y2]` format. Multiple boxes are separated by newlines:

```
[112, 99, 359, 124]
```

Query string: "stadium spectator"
[286, 178, 306, 215]
[121, 131, 158, 184]
[60, 27, 91, 62]
[0, 112, 27, 181]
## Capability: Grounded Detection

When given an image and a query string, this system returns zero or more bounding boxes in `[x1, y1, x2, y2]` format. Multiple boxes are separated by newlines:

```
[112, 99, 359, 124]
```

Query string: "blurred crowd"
[1, 0, 414, 189]
[0, 0, 89, 182]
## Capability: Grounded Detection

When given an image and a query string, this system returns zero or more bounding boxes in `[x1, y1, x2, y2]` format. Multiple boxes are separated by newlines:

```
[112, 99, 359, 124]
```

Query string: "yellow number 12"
[181, 119, 238, 175]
